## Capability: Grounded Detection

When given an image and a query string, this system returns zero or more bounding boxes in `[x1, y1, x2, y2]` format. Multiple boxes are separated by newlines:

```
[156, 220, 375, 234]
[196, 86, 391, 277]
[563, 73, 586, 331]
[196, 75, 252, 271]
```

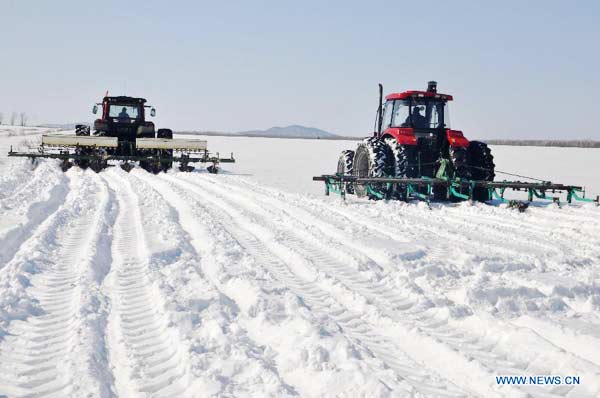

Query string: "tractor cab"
[382, 88, 451, 130]
[92, 96, 157, 153]
[377, 81, 468, 153]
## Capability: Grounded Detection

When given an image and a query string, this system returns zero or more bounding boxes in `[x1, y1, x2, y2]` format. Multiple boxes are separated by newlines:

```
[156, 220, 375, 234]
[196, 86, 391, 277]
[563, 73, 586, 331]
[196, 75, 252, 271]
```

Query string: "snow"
[0, 126, 599, 397]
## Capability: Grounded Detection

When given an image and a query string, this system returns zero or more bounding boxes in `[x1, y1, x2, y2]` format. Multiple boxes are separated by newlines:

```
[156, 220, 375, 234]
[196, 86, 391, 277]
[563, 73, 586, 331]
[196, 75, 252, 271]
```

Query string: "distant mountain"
[237, 125, 337, 139]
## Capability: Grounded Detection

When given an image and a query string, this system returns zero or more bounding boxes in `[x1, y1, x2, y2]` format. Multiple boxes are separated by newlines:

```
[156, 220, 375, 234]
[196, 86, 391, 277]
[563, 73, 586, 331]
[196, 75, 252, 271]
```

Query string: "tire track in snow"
[0, 161, 47, 202]
[228, 177, 568, 263]
[102, 172, 192, 397]
[211, 177, 553, 271]
[426, 202, 600, 265]
[182, 174, 600, 398]
[0, 163, 68, 269]
[126, 170, 300, 397]
[162, 174, 470, 398]
[133, 171, 406, 397]
[0, 171, 114, 398]
[224, 177, 600, 331]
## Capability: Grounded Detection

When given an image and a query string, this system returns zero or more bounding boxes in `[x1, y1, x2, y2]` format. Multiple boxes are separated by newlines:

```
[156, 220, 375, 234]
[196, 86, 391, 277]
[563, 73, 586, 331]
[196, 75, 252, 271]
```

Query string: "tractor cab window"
[410, 99, 446, 129]
[108, 105, 140, 120]
[444, 102, 451, 128]
[381, 101, 394, 130]
[392, 100, 410, 127]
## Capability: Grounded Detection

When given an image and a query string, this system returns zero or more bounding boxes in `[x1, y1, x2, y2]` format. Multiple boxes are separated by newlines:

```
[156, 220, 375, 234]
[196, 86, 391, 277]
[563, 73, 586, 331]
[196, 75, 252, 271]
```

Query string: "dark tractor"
[75, 95, 173, 173]
[338, 81, 495, 201]
[9, 95, 235, 173]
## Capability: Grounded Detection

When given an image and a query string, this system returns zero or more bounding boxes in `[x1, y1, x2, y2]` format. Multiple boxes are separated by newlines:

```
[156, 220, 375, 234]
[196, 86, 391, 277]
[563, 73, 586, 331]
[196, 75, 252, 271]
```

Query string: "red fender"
[382, 127, 417, 146]
[447, 129, 469, 147]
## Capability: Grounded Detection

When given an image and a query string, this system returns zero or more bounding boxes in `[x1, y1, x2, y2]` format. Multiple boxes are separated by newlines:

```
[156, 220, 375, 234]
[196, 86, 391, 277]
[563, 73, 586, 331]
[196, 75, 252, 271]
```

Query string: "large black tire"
[384, 138, 418, 200]
[157, 128, 173, 139]
[467, 141, 495, 202]
[75, 147, 90, 169]
[352, 138, 390, 199]
[156, 128, 174, 172]
[137, 122, 156, 138]
[337, 150, 354, 194]
[75, 124, 90, 136]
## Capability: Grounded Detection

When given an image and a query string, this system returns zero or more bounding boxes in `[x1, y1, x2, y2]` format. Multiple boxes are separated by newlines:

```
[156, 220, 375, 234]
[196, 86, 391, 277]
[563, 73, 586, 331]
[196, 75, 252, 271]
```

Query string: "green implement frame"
[314, 174, 599, 205]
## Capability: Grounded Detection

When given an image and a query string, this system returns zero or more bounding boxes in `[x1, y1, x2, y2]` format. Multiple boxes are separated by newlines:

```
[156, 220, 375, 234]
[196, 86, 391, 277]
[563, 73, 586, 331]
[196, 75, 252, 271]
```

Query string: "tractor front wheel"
[384, 138, 417, 200]
[352, 138, 390, 199]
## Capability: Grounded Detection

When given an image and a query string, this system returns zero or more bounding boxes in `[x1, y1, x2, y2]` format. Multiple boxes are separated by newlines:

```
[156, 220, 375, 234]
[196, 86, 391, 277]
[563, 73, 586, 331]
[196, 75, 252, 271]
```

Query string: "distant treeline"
[486, 140, 600, 148]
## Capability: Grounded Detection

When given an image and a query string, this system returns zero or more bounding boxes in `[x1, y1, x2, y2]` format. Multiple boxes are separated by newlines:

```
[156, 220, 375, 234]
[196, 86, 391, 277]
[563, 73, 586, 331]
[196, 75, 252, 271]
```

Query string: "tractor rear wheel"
[467, 141, 495, 202]
[352, 138, 390, 199]
[384, 138, 417, 200]
[337, 150, 354, 194]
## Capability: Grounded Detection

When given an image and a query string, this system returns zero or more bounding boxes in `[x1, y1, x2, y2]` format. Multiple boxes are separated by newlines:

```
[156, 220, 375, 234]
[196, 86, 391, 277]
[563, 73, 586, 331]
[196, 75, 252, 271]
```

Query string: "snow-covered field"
[1, 127, 599, 397]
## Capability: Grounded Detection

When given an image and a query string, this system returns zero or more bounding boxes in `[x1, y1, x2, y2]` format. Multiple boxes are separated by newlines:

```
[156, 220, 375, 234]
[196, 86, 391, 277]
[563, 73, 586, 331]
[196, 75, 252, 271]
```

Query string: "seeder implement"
[8, 133, 235, 173]
[6, 95, 236, 174]
[313, 174, 599, 206]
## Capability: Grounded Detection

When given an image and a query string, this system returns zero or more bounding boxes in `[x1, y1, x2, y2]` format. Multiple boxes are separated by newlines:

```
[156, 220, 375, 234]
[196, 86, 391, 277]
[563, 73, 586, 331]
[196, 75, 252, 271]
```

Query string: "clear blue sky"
[1, 0, 599, 139]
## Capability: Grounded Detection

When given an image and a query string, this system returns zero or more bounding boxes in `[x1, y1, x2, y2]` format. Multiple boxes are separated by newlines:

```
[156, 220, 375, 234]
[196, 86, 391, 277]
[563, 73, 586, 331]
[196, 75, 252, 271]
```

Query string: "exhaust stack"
[377, 83, 384, 136]
[427, 81, 437, 93]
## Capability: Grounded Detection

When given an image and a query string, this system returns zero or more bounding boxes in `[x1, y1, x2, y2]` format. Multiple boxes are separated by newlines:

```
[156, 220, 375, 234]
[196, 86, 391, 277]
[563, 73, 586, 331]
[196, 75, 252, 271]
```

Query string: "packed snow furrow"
[214, 176, 551, 268]
[186, 174, 600, 397]
[225, 176, 593, 265]
[102, 172, 192, 398]
[163, 174, 470, 397]
[0, 165, 53, 206]
[0, 171, 112, 398]
[0, 163, 68, 270]
[178, 176, 550, 396]
[224, 177, 600, 333]
[528, 205, 600, 226]
[247, 174, 600, 334]
[134, 171, 403, 397]
[511, 316, 600, 368]
[435, 206, 600, 260]
[136, 174, 411, 396]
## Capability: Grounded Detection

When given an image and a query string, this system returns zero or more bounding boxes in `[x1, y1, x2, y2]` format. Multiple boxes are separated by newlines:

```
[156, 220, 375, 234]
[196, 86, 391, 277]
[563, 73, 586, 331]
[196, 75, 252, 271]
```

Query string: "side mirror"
[92, 105, 98, 114]
[150, 107, 156, 117]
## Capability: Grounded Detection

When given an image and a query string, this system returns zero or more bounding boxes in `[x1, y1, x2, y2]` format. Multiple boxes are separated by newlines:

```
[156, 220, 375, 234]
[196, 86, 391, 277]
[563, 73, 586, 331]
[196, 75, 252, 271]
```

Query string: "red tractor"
[338, 81, 495, 201]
